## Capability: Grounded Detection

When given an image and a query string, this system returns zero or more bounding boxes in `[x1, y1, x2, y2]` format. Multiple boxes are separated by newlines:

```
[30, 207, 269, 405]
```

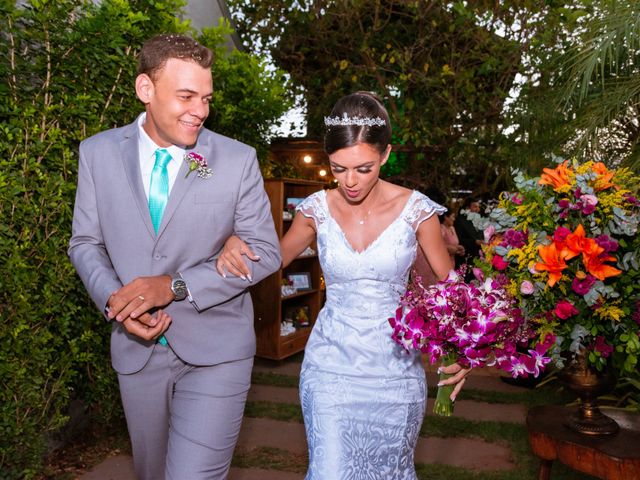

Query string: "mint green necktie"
[149, 148, 172, 233]
[149, 149, 171, 347]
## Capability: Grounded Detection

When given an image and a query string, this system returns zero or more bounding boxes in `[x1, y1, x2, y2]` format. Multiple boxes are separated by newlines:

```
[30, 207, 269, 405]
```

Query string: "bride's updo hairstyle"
[324, 91, 391, 156]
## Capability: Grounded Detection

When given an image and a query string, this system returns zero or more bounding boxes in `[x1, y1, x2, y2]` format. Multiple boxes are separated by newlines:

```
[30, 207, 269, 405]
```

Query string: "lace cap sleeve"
[404, 191, 446, 231]
[295, 190, 327, 228]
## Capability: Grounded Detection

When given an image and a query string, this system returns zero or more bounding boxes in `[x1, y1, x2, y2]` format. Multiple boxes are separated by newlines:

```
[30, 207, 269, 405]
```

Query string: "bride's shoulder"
[296, 190, 328, 225]
[380, 181, 413, 205]
[405, 190, 446, 225]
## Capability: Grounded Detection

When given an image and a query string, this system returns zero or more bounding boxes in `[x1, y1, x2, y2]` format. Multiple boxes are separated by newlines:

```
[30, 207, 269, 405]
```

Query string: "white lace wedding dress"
[296, 189, 445, 479]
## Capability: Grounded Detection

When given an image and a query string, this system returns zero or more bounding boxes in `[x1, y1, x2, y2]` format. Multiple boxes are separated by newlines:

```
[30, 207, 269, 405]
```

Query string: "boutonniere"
[184, 152, 212, 179]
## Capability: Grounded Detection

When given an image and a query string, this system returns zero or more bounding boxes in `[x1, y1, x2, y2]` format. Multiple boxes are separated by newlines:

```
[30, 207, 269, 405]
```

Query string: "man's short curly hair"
[137, 34, 213, 80]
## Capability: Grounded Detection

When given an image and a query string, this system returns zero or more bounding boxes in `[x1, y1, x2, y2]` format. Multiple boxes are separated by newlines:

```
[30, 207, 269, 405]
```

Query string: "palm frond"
[562, 2, 640, 105]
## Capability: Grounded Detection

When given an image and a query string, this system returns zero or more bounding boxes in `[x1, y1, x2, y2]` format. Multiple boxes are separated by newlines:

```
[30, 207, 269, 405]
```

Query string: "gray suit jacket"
[69, 117, 281, 375]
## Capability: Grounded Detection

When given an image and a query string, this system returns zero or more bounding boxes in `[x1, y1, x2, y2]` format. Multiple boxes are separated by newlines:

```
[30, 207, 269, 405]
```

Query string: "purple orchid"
[389, 268, 553, 382]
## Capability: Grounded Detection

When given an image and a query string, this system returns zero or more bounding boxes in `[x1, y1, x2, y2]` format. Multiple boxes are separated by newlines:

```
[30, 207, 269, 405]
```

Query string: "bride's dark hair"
[324, 91, 391, 155]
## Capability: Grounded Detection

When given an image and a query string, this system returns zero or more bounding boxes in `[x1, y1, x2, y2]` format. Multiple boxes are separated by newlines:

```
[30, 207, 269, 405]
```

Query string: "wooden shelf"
[280, 326, 312, 340]
[281, 288, 319, 301]
[251, 178, 325, 360]
[294, 254, 318, 260]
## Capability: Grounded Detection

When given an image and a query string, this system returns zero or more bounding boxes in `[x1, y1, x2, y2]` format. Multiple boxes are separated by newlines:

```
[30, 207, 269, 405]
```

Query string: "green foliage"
[0, 1, 290, 477]
[504, 1, 640, 175]
[227, 0, 575, 197]
[200, 20, 294, 163]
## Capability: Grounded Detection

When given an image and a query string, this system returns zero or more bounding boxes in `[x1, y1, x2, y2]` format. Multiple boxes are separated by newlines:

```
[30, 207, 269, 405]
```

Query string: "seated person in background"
[453, 196, 484, 268]
[441, 207, 465, 264]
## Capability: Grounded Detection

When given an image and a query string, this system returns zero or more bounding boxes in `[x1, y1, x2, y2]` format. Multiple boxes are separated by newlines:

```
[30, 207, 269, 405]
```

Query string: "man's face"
[469, 201, 481, 213]
[136, 58, 213, 148]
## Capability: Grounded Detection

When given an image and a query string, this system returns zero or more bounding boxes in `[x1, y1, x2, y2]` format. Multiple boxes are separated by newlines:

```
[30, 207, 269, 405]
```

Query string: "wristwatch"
[171, 276, 188, 301]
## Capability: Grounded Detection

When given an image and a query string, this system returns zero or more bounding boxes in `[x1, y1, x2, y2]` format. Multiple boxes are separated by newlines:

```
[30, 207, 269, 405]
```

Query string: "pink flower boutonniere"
[185, 152, 212, 179]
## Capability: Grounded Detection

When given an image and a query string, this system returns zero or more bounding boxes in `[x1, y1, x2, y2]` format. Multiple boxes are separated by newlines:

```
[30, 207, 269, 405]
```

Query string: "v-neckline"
[323, 189, 416, 255]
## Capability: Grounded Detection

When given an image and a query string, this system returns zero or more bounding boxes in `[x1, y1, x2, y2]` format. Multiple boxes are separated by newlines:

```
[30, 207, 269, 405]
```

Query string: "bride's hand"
[216, 235, 260, 281]
[437, 363, 472, 402]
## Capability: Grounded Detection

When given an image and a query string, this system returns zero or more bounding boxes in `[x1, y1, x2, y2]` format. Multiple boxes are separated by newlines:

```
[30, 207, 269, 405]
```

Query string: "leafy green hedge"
[0, 1, 291, 477]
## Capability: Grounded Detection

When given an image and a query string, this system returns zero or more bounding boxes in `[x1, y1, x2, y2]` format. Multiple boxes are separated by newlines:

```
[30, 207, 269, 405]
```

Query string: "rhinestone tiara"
[324, 112, 386, 127]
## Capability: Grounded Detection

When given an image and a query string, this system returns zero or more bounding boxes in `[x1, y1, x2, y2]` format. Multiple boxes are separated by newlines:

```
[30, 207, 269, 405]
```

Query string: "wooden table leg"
[538, 459, 552, 480]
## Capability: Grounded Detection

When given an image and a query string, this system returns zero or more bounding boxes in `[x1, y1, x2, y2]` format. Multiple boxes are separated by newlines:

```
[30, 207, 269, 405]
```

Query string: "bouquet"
[471, 159, 640, 376]
[389, 269, 554, 416]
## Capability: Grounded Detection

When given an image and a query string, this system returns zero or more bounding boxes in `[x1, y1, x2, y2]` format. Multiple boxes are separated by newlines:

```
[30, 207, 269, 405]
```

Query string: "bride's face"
[328, 143, 391, 204]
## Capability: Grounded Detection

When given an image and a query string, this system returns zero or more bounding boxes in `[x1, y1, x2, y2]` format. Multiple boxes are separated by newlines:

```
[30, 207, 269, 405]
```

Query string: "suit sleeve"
[68, 143, 122, 315]
[179, 149, 281, 311]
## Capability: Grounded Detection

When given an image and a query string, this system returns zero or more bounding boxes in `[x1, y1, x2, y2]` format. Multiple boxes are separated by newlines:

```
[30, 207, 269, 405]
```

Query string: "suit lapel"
[156, 133, 212, 237]
[120, 121, 156, 238]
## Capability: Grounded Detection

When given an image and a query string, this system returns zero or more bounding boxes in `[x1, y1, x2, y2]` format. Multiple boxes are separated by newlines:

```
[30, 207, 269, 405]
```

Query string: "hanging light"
[303, 155, 312, 164]
[318, 169, 327, 177]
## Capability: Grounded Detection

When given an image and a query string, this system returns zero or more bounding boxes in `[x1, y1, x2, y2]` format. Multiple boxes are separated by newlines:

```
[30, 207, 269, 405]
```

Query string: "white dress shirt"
[137, 113, 185, 199]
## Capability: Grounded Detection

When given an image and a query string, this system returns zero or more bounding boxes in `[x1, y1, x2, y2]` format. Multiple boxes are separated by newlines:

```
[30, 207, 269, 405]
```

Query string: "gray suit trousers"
[118, 344, 253, 480]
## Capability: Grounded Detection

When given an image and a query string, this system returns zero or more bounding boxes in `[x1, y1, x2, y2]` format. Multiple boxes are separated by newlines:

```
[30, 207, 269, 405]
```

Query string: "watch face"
[172, 278, 187, 300]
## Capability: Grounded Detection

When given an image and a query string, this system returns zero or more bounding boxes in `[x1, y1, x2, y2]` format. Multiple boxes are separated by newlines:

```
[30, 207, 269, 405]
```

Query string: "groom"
[69, 34, 281, 479]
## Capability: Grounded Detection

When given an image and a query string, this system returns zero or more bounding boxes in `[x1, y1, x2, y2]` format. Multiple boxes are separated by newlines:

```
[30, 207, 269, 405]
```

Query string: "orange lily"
[539, 161, 574, 191]
[563, 224, 600, 260]
[535, 242, 569, 287]
[592, 162, 616, 191]
[583, 252, 622, 281]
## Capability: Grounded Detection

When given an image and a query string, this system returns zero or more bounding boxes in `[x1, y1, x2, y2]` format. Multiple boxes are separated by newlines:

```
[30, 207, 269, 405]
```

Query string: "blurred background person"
[454, 196, 484, 269]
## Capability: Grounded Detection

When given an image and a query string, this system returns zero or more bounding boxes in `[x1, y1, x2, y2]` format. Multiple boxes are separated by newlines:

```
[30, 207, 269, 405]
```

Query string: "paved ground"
[79, 356, 528, 479]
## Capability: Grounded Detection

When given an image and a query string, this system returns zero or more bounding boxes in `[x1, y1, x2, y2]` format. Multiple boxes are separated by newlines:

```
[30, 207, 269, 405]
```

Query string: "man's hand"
[107, 275, 174, 323]
[121, 310, 172, 341]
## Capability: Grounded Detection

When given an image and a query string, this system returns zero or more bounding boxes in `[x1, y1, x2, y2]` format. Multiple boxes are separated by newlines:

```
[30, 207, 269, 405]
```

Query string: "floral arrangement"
[389, 269, 554, 416]
[184, 151, 212, 179]
[473, 159, 640, 376]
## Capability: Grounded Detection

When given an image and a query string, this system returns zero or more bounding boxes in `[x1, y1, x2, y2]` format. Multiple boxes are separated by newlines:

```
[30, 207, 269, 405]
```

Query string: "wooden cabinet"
[251, 178, 326, 360]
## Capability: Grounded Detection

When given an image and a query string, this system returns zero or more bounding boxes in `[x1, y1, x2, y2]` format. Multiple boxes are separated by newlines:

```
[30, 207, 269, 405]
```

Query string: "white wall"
[183, 0, 242, 50]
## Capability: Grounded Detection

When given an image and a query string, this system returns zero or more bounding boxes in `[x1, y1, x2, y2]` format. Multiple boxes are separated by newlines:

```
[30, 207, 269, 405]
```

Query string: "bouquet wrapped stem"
[433, 353, 458, 417]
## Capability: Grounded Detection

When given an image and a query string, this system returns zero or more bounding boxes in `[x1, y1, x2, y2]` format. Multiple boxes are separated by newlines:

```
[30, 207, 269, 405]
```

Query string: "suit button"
[154, 254, 161, 260]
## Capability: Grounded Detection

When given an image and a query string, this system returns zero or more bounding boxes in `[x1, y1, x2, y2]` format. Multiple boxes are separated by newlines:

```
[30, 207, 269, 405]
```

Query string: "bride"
[217, 91, 471, 479]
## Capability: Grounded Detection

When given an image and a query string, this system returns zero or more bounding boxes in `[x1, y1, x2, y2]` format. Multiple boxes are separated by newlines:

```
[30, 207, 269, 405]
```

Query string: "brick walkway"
[80, 357, 528, 479]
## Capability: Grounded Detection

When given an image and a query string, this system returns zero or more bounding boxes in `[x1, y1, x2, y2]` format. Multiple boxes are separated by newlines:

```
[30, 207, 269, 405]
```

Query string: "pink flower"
[390, 268, 551, 382]
[184, 151, 212, 179]
[552, 226, 571, 245]
[520, 280, 534, 295]
[632, 301, 640, 326]
[595, 234, 618, 253]
[484, 225, 496, 244]
[624, 193, 640, 206]
[593, 336, 613, 358]
[511, 193, 523, 205]
[554, 300, 579, 320]
[521, 350, 551, 377]
[472, 268, 485, 282]
[500, 229, 527, 248]
[579, 194, 598, 215]
[571, 274, 596, 296]
[492, 255, 509, 270]
[499, 356, 530, 378]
